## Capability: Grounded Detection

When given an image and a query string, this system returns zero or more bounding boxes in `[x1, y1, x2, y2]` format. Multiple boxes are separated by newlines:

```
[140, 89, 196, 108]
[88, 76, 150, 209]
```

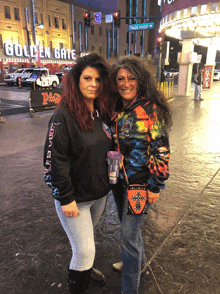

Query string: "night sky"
[78, 0, 118, 14]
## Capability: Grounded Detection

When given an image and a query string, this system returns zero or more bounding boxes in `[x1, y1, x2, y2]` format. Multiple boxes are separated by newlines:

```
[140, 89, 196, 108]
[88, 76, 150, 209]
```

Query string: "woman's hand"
[148, 191, 160, 203]
[61, 200, 81, 217]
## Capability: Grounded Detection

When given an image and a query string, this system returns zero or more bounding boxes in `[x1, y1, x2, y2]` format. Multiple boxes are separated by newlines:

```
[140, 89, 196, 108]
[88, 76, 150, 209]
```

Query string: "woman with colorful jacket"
[109, 56, 172, 294]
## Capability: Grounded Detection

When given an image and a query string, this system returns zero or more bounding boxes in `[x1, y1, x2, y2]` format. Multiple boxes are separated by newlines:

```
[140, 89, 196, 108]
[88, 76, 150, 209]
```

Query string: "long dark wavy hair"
[109, 56, 172, 129]
[58, 53, 111, 131]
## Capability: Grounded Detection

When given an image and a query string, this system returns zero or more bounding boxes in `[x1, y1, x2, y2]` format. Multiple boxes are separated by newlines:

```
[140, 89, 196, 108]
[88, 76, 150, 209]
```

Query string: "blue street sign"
[94, 12, 102, 24]
[128, 22, 154, 31]
[105, 14, 113, 23]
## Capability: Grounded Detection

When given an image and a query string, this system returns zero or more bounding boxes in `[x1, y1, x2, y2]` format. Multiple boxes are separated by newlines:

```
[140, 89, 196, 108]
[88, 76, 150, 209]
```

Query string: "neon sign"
[4, 42, 76, 60]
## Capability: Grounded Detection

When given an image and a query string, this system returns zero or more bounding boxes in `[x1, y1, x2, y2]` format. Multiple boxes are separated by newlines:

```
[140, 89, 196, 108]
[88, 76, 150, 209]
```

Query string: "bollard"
[18, 76, 22, 88]
[0, 105, 6, 123]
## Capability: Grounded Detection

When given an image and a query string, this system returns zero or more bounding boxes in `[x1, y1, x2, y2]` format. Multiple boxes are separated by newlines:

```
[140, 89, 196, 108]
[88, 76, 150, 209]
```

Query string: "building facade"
[159, 0, 220, 95]
[0, 0, 160, 80]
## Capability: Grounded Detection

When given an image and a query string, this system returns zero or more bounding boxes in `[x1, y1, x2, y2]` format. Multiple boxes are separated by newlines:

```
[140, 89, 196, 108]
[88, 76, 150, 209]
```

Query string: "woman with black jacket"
[44, 53, 112, 294]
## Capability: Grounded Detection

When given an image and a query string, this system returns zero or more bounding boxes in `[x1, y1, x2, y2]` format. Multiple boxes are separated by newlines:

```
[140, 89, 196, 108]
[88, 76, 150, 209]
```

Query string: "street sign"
[94, 12, 102, 24]
[105, 14, 113, 23]
[128, 22, 154, 31]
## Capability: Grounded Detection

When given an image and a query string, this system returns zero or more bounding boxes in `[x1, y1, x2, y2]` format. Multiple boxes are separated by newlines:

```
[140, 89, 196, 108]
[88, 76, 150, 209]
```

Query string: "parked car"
[165, 69, 179, 78]
[213, 69, 220, 81]
[4, 68, 35, 86]
[25, 68, 59, 88]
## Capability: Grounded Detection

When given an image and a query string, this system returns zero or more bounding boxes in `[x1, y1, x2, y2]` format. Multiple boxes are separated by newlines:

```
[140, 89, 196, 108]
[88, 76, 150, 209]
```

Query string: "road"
[0, 84, 30, 116]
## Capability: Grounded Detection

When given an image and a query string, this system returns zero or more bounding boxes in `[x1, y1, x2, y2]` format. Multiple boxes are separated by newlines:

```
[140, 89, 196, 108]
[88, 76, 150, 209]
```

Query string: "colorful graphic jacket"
[43, 106, 112, 205]
[111, 96, 170, 193]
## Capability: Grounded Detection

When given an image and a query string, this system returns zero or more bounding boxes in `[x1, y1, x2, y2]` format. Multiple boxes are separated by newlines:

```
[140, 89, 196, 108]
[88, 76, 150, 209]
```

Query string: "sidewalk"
[1, 82, 220, 294]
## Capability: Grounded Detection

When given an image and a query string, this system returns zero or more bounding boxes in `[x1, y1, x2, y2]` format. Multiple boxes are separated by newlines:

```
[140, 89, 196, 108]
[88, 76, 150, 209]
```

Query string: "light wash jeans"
[55, 196, 107, 271]
[113, 186, 152, 294]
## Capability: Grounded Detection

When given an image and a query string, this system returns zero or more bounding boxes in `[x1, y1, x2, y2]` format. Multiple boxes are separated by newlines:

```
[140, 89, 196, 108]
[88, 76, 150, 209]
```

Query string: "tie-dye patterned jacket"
[112, 96, 170, 193]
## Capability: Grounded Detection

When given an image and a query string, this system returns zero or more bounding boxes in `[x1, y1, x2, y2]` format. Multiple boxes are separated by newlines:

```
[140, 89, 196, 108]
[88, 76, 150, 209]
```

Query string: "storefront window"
[210, 3, 218, 13]
[191, 6, 197, 16]
[176, 11, 181, 19]
[168, 13, 172, 22]
[183, 8, 188, 18]
[200, 4, 207, 15]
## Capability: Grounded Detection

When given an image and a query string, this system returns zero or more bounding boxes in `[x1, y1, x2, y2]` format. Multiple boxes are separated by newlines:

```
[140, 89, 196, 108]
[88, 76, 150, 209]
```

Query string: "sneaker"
[199, 98, 204, 101]
[112, 261, 147, 274]
[90, 267, 106, 285]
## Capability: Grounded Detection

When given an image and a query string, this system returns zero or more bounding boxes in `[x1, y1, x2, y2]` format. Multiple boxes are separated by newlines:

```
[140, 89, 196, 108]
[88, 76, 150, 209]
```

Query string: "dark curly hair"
[58, 53, 111, 131]
[109, 56, 172, 129]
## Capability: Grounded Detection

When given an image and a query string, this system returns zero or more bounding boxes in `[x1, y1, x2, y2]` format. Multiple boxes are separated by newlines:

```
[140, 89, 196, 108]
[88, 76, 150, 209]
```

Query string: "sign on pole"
[94, 12, 102, 24]
[105, 14, 113, 23]
[128, 22, 154, 31]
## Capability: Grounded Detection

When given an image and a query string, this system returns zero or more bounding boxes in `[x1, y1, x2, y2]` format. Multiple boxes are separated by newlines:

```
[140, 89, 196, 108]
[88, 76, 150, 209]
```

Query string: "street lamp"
[36, 23, 44, 29]
[28, 23, 44, 66]
[33, 23, 44, 45]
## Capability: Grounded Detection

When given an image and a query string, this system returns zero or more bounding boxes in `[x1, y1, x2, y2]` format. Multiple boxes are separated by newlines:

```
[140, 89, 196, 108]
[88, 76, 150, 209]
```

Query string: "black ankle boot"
[67, 268, 92, 294]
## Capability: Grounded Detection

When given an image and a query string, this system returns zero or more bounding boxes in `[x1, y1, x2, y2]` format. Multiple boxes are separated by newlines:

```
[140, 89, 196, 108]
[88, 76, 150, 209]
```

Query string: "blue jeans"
[113, 185, 152, 294]
[194, 84, 201, 100]
[55, 196, 107, 271]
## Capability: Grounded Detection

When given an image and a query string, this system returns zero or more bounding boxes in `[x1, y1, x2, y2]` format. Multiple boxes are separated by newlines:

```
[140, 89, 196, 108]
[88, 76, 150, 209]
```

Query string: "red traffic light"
[113, 11, 120, 27]
[84, 11, 90, 27]
[157, 36, 163, 43]
[114, 11, 119, 18]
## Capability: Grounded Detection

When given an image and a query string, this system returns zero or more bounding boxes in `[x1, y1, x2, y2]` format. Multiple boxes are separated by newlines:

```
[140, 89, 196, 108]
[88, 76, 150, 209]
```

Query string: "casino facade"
[159, 0, 220, 95]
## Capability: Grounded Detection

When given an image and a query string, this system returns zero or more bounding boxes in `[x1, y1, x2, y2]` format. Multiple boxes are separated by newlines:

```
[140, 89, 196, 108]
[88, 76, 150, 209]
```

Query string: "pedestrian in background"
[109, 56, 172, 294]
[44, 53, 112, 294]
[194, 69, 204, 101]
[161, 67, 166, 83]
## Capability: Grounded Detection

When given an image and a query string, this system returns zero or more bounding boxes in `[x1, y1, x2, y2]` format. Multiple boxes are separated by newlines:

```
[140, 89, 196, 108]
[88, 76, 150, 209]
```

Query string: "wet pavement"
[1, 82, 220, 294]
[0, 85, 30, 116]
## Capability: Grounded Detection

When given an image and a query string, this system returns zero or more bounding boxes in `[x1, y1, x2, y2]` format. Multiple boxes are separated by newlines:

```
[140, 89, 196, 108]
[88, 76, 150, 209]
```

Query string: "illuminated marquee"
[163, 0, 178, 4]
[4, 42, 76, 60]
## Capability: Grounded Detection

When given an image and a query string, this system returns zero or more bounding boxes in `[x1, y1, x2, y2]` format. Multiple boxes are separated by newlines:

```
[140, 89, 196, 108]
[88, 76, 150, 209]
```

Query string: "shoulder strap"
[116, 117, 129, 185]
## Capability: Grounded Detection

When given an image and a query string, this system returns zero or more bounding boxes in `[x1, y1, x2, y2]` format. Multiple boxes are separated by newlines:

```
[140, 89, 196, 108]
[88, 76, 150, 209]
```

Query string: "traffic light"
[84, 11, 90, 27]
[113, 11, 120, 28]
[156, 36, 163, 53]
